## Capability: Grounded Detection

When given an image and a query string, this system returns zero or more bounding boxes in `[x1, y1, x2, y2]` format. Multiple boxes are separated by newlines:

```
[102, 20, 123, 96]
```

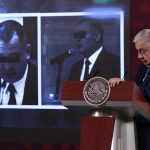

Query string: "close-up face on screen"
[0, 0, 130, 109]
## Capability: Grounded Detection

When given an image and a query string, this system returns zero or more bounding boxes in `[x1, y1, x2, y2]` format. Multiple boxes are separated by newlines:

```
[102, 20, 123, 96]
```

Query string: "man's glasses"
[74, 31, 86, 39]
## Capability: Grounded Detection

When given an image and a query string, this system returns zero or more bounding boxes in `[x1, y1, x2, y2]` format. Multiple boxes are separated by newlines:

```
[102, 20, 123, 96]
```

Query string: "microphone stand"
[54, 60, 63, 102]
[50, 49, 74, 103]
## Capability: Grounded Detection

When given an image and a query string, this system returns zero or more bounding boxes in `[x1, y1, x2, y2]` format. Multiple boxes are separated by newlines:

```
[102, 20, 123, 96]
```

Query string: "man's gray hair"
[133, 29, 150, 43]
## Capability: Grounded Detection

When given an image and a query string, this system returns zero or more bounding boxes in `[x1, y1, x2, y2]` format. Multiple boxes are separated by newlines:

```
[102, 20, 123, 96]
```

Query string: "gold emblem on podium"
[83, 77, 111, 106]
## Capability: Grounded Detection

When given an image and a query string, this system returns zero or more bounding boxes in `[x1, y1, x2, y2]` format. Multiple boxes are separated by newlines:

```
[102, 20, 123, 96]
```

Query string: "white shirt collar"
[80, 47, 103, 81]
[13, 64, 28, 91]
[87, 46, 103, 65]
[1, 64, 28, 105]
[84, 46, 103, 73]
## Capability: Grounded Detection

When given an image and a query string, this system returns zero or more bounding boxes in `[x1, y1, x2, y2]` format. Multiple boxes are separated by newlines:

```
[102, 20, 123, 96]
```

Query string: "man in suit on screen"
[69, 19, 120, 81]
[0, 20, 38, 105]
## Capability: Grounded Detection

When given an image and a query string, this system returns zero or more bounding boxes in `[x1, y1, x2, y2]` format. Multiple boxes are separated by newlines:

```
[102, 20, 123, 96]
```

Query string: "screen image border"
[0, 9, 124, 109]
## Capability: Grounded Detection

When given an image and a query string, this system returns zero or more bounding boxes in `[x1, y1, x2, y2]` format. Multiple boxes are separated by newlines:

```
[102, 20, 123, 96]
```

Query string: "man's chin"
[147, 63, 150, 67]
[79, 50, 88, 56]
[141, 61, 148, 66]
[143, 63, 150, 67]
[2, 77, 18, 83]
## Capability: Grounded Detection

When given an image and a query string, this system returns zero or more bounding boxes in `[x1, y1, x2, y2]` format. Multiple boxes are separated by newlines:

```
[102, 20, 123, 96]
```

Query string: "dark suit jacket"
[135, 64, 150, 102]
[134, 64, 150, 150]
[69, 50, 120, 80]
[22, 63, 38, 105]
[0, 63, 38, 105]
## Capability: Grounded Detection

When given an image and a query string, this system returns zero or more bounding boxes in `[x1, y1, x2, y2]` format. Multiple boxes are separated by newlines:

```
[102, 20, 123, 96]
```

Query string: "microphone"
[50, 49, 74, 64]
[122, 71, 128, 80]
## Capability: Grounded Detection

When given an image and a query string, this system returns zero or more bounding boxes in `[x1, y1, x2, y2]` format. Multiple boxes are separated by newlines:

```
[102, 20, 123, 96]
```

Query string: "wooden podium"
[61, 80, 150, 150]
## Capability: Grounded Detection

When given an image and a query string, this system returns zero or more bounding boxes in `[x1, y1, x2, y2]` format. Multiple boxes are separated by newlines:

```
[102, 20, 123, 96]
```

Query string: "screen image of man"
[69, 19, 120, 81]
[0, 20, 38, 105]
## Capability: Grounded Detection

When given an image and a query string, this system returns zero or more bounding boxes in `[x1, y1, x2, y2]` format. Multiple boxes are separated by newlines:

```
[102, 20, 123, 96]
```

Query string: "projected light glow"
[93, 0, 112, 5]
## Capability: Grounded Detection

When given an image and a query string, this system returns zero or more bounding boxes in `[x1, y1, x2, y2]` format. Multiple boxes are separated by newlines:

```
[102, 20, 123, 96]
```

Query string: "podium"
[61, 80, 150, 150]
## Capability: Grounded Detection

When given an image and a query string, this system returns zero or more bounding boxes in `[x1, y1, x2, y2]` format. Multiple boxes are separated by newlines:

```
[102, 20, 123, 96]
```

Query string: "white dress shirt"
[0, 65, 28, 105]
[80, 47, 103, 81]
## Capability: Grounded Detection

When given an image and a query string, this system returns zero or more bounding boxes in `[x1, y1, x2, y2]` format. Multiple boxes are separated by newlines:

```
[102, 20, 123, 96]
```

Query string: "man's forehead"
[135, 39, 150, 50]
[77, 22, 91, 31]
[136, 38, 146, 46]
[9, 31, 20, 45]
[0, 31, 22, 47]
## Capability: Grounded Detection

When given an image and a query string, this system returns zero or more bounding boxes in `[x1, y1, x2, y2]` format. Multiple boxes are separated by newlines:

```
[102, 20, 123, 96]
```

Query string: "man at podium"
[108, 29, 150, 150]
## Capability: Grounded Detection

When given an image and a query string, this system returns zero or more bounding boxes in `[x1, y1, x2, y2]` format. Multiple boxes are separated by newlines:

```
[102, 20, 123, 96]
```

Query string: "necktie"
[7, 84, 16, 105]
[84, 59, 91, 80]
[143, 68, 150, 82]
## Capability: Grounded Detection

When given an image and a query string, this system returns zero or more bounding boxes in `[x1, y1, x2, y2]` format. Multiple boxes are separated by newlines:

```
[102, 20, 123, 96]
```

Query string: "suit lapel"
[143, 68, 150, 85]
[90, 50, 105, 77]
[78, 59, 84, 79]
[22, 63, 38, 105]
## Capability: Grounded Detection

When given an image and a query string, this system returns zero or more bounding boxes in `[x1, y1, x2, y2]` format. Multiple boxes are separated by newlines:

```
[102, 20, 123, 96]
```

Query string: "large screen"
[0, 0, 130, 109]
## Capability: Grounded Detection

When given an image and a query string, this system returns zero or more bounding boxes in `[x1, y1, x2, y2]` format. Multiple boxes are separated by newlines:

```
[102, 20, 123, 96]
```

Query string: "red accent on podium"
[61, 81, 145, 102]
[80, 116, 115, 150]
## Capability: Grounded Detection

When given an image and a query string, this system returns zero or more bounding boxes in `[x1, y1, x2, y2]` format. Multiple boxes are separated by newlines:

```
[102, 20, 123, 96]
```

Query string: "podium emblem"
[83, 77, 111, 106]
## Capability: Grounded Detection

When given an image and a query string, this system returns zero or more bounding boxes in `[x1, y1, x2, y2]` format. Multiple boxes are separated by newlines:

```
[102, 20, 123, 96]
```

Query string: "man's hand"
[108, 78, 123, 87]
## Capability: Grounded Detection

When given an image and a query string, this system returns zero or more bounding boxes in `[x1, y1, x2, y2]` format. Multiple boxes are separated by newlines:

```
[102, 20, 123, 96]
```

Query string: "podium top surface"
[61, 80, 150, 120]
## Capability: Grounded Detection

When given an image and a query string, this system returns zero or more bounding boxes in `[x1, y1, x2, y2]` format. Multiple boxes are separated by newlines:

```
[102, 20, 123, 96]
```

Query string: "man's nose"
[76, 38, 83, 44]
[138, 53, 144, 59]
[76, 38, 81, 42]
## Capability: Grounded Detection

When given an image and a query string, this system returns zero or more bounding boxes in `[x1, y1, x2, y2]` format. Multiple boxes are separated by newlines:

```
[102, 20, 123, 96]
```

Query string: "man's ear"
[96, 33, 101, 42]
[25, 43, 31, 60]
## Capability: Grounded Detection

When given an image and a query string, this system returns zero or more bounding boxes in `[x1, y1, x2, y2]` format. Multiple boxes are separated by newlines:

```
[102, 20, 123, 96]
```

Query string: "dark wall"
[131, 0, 150, 80]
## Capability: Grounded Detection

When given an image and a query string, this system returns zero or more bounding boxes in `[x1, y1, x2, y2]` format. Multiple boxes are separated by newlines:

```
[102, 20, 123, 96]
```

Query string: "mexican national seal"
[83, 77, 111, 106]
